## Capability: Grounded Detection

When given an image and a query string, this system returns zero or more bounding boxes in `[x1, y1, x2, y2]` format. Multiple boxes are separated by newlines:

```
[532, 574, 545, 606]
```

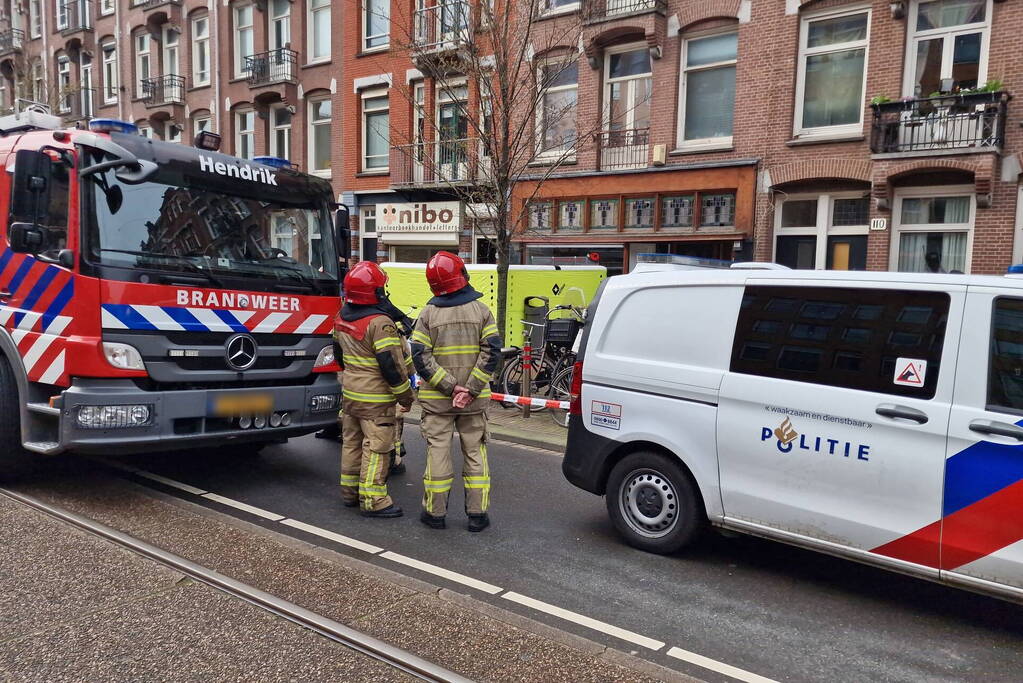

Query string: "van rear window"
[730, 286, 949, 399]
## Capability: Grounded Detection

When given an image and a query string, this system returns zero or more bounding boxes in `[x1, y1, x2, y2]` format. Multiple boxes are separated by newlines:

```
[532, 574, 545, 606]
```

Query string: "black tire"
[0, 354, 24, 457]
[605, 451, 705, 554]
[548, 365, 573, 428]
[497, 355, 556, 412]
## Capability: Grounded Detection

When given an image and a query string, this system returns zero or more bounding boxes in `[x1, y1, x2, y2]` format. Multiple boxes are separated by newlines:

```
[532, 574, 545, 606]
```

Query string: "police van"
[563, 265, 1023, 601]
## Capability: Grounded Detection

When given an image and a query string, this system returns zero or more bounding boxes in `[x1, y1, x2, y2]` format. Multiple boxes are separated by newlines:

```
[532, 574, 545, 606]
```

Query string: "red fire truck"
[0, 112, 345, 455]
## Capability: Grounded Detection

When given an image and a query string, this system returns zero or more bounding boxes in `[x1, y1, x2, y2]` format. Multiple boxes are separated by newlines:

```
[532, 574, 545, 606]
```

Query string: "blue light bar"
[253, 156, 293, 169]
[1008, 264, 1023, 274]
[89, 119, 140, 135]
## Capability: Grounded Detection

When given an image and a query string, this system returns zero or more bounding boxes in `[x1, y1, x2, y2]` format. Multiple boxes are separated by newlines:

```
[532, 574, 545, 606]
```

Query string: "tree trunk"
[495, 235, 511, 343]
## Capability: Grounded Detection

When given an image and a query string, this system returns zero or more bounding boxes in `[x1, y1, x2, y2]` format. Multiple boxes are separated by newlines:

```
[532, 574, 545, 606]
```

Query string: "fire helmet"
[426, 251, 469, 296]
[344, 261, 388, 304]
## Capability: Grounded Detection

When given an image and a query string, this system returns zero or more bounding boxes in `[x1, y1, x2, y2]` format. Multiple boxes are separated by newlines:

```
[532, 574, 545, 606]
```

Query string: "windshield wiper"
[96, 249, 227, 289]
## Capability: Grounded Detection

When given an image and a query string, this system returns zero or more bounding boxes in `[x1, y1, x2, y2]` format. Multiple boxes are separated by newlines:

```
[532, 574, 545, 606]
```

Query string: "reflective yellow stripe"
[360, 485, 388, 495]
[424, 477, 453, 492]
[479, 388, 492, 399]
[464, 476, 490, 483]
[433, 345, 479, 356]
[343, 389, 395, 403]
[470, 367, 490, 382]
[344, 355, 378, 367]
[417, 388, 448, 400]
[411, 330, 433, 346]
[405, 355, 414, 367]
[390, 379, 411, 395]
[481, 443, 490, 511]
[481, 324, 499, 338]
[340, 475, 360, 485]
[374, 337, 401, 351]
[427, 367, 448, 387]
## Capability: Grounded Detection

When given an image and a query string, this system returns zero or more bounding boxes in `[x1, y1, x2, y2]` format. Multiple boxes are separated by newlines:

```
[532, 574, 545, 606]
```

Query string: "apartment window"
[270, 0, 291, 51]
[101, 42, 117, 103]
[907, 0, 989, 96]
[543, 0, 579, 13]
[100, 0, 113, 14]
[604, 45, 652, 133]
[138, 125, 153, 139]
[56, 57, 71, 113]
[362, 91, 389, 171]
[166, 124, 182, 144]
[80, 54, 93, 118]
[678, 32, 736, 146]
[193, 116, 211, 137]
[364, 0, 389, 50]
[234, 5, 255, 77]
[29, 0, 41, 38]
[135, 33, 151, 98]
[893, 190, 973, 273]
[309, 98, 332, 174]
[360, 207, 378, 262]
[537, 60, 578, 156]
[775, 194, 869, 271]
[192, 15, 211, 86]
[235, 110, 255, 159]
[163, 26, 180, 78]
[308, 0, 331, 63]
[271, 104, 292, 160]
[56, 0, 69, 30]
[32, 61, 44, 103]
[796, 8, 870, 135]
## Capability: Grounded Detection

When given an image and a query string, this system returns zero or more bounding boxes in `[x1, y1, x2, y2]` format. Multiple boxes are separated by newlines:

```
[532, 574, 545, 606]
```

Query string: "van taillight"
[568, 361, 583, 416]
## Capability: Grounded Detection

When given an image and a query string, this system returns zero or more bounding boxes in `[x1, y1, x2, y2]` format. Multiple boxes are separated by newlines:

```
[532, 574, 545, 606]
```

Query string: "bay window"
[678, 31, 736, 147]
[795, 8, 870, 136]
[775, 194, 870, 270]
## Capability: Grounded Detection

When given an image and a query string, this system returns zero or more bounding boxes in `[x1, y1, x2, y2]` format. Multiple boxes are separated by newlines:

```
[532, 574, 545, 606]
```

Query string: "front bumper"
[55, 376, 340, 455]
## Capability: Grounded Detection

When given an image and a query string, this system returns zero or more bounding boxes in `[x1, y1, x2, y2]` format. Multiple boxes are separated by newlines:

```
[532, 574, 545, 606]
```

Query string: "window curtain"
[917, 0, 985, 30]
[898, 231, 967, 272]
[802, 49, 865, 128]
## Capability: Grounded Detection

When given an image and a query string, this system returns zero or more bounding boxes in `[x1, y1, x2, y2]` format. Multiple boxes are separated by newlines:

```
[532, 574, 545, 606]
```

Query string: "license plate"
[209, 392, 273, 416]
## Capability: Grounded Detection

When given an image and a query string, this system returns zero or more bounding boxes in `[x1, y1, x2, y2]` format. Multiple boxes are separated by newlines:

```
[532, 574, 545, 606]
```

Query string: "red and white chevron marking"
[490, 392, 569, 411]
[0, 308, 71, 385]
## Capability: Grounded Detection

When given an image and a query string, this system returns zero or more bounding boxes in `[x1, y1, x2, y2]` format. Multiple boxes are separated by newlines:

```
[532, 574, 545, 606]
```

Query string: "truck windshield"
[83, 167, 337, 291]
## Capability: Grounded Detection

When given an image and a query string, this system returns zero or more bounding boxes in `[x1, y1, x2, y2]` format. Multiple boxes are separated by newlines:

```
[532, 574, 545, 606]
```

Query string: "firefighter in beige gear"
[335, 261, 414, 518]
[411, 251, 502, 532]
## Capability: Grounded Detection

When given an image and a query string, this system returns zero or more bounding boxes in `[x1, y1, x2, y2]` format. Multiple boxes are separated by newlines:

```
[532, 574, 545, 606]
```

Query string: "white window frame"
[56, 0, 69, 30]
[80, 54, 93, 118]
[166, 123, 182, 143]
[307, 0, 331, 64]
[193, 116, 211, 138]
[102, 42, 118, 104]
[676, 28, 737, 150]
[32, 60, 44, 103]
[362, 89, 390, 173]
[793, 5, 871, 138]
[358, 206, 378, 262]
[270, 103, 292, 160]
[536, 58, 578, 160]
[602, 42, 652, 131]
[541, 0, 580, 18]
[29, 0, 42, 38]
[772, 192, 870, 270]
[99, 0, 114, 15]
[308, 96, 332, 177]
[135, 32, 151, 98]
[890, 185, 975, 273]
[235, 109, 255, 159]
[363, 0, 390, 52]
[902, 0, 991, 97]
[234, 4, 255, 78]
[163, 25, 180, 78]
[191, 15, 211, 86]
[138, 124, 153, 139]
[269, 0, 291, 51]
[56, 56, 71, 113]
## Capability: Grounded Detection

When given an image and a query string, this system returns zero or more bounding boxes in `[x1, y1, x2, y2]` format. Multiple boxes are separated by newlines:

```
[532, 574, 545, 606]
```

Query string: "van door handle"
[876, 404, 929, 424]
[969, 420, 1023, 441]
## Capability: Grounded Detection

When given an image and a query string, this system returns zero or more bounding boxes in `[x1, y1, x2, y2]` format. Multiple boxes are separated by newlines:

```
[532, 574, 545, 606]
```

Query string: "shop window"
[774, 194, 868, 270]
[624, 198, 654, 230]
[591, 199, 619, 230]
[700, 193, 735, 228]
[662, 195, 694, 229]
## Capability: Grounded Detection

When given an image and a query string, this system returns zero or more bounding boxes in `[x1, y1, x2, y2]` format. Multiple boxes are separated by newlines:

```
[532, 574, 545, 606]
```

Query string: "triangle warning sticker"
[894, 357, 927, 387]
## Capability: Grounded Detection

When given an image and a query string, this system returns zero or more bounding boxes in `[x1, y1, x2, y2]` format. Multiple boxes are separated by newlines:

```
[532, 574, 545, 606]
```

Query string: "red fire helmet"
[426, 251, 469, 296]
[344, 261, 388, 304]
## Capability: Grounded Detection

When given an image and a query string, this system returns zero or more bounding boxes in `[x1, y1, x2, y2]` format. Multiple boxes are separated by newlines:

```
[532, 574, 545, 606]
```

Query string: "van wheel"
[605, 451, 704, 554]
[0, 354, 24, 458]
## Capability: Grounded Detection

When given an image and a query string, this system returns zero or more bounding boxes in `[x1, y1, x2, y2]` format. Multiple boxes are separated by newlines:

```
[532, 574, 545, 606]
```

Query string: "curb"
[404, 412, 567, 454]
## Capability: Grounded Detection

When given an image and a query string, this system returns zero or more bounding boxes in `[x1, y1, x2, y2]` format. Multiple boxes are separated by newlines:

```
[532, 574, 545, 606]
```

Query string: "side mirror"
[10, 149, 53, 224]
[9, 222, 47, 254]
[334, 205, 351, 263]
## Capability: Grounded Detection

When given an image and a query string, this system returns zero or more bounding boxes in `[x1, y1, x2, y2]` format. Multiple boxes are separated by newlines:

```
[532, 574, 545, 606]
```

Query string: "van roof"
[613, 267, 1023, 290]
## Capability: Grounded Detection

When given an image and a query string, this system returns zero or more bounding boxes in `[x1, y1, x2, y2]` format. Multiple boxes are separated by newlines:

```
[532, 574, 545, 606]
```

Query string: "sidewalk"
[405, 403, 567, 452]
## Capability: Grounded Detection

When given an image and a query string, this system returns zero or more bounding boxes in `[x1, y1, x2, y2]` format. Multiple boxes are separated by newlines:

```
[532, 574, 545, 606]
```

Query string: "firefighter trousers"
[362, 405, 406, 467]
[420, 411, 490, 517]
[340, 413, 396, 512]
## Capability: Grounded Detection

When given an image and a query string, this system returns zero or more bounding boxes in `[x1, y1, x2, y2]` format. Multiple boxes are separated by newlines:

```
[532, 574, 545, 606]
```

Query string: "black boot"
[362, 504, 403, 518]
[467, 513, 491, 533]
[342, 499, 359, 508]
[389, 449, 406, 475]
[420, 511, 446, 529]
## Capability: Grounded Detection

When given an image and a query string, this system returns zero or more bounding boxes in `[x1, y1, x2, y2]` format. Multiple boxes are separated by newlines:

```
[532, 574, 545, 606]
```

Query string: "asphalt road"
[14, 427, 1023, 682]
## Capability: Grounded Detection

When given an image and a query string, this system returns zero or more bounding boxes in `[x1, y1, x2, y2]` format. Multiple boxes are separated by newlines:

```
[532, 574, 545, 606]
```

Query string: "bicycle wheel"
[548, 364, 574, 428]
[498, 354, 556, 412]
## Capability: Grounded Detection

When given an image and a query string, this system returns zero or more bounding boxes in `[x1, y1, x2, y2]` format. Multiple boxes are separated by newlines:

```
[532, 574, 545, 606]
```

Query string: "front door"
[717, 282, 961, 571]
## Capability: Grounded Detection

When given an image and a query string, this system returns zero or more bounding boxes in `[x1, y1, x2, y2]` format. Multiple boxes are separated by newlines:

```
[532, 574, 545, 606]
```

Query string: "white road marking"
[202, 493, 285, 521]
[381, 551, 503, 595]
[667, 647, 778, 683]
[134, 470, 208, 496]
[279, 518, 384, 555]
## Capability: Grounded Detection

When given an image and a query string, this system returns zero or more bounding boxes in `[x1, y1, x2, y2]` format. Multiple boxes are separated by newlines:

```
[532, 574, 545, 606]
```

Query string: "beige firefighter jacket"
[410, 299, 502, 415]
[335, 314, 414, 418]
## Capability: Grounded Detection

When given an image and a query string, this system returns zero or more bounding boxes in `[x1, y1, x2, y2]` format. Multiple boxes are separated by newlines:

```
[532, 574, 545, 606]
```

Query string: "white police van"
[563, 264, 1023, 601]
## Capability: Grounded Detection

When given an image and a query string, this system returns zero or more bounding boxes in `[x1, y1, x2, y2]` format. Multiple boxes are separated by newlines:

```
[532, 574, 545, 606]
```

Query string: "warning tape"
[490, 392, 569, 411]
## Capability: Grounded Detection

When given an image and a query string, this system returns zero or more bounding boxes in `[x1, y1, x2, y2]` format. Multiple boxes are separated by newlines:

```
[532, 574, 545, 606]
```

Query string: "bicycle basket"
[546, 318, 581, 345]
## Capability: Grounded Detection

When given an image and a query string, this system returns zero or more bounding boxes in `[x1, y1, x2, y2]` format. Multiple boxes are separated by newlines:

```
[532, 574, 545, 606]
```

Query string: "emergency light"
[1008, 264, 1023, 274]
[194, 130, 222, 151]
[89, 118, 140, 135]
[254, 156, 294, 169]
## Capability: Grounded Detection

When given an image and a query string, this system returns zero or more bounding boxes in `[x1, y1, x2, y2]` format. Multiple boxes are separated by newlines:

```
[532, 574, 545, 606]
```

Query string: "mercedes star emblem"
[225, 334, 258, 371]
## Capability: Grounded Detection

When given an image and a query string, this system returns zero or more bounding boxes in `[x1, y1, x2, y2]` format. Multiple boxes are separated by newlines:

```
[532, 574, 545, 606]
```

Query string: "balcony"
[0, 29, 24, 57]
[391, 138, 492, 188]
[596, 128, 648, 171]
[583, 0, 665, 23]
[243, 49, 298, 89]
[411, 2, 473, 69]
[59, 0, 93, 37]
[870, 91, 1009, 156]
[141, 75, 185, 107]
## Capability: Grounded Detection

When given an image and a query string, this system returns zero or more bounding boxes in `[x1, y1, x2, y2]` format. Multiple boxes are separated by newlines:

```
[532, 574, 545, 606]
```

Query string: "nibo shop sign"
[377, 202, 462, 246]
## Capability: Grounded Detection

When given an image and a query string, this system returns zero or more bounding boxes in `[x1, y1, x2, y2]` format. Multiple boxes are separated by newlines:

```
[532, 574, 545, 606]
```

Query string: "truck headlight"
[310, 394, 338, 412]
[77, 404, 153, 429]
[313, 345, 335, 369]
[103, 342, 145, 371]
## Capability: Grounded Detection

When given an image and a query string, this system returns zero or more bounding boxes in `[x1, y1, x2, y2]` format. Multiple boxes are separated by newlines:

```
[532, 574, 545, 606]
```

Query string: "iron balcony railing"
[870, 91, 1009, 154]
[141, 75, 185, 106]
[243, 48, 297, 87]
[596, 128, 649, 171]
[59, 0, 93, 33]
[413, 2, 473, 52]
[0, 29, 24, 55]
[141, 0, 181, 9]
[584, 0, 666, 22]
[391, 137, 492, 187]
